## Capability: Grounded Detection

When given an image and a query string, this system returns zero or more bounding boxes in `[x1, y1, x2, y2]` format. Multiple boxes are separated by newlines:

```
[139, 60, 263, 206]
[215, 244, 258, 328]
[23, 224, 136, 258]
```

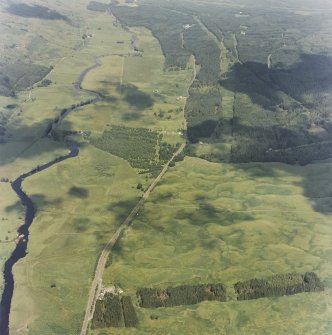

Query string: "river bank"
[0, 56, 103, 334]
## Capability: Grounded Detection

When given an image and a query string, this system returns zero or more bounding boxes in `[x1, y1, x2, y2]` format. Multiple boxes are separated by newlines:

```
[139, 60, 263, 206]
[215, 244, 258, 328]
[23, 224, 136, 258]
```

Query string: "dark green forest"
[234, 272, 324, 301]
[92, 294, 124, 328]
[121, 296, 139, 327]
[91, 126, 178, 175]
[92, 294, 138, 329]
[91, 125, 159, 170]
[107, 0, 332, 165]
[137, 283, 227, 308]
[0, 62, 51, 97]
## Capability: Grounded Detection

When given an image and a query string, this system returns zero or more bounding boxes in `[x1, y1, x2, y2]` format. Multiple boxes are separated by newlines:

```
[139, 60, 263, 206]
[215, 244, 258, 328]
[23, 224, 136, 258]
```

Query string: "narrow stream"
[0, 57, 102, 335]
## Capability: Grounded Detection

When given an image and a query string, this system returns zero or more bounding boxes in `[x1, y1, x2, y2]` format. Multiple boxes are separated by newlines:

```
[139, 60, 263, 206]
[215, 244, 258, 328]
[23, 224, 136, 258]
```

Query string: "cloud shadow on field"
[68, 186, 89, 199]
[6, 3, 71, 24]
[117, 84, 154, 110]
[107, 198, 140, 223]
[121, 112, 143, 121]
[5, 193, 63, 213]
[235, 161, 332, 215]
[174, 196, 255, 227]
[220, 53, 332, 113]
[0, 113, 78, 166]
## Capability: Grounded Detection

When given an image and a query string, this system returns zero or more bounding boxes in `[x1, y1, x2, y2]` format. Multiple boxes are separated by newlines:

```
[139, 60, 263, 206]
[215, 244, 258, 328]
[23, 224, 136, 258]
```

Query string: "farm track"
[80, 142, 186, 335]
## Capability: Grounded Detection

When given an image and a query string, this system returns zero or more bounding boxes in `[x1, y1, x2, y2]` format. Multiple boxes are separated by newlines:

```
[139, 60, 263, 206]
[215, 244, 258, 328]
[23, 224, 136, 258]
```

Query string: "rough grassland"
[98, 157, 332, 335]
[0, 183, 24, 292]
[7, 5, 193, 335]
[81, 27, 194, 140]
[10, 146, 142, 335]
[3, 1, 135, 333]
[2, 2, 331, 335]
[0, 1, 132, 317]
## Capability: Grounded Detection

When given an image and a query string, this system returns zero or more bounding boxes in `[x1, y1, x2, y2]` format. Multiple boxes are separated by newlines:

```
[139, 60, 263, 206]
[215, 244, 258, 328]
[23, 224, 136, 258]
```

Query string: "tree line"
[137, 283, 227, 308]
[234, 272, 324, 301]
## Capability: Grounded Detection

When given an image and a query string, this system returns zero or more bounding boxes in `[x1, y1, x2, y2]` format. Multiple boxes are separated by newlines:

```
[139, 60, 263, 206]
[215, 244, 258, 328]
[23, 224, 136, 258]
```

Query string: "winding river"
[0, 58, 102, 335]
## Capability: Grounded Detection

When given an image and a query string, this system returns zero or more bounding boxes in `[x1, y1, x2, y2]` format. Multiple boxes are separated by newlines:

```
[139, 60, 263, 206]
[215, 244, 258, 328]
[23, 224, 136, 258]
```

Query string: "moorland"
[0, 0, 331, 334]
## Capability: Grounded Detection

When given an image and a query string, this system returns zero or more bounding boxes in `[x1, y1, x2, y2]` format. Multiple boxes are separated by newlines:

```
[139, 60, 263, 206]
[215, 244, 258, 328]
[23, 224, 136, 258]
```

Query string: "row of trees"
[234, 272, 324, 301]
[92, 273, 323, 328]
[137, 283, 227, 308]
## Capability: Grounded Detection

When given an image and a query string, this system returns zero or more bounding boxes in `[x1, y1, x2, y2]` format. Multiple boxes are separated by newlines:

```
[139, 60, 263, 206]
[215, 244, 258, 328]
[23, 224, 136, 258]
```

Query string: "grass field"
[4, 2, 193, 334]
[80, 26, 193, 137]
[0, 182, 24, 292]
[1, 1, 331, 335]
[9, 145, 143, 335]
[97, 156, 332, 335]
[0, 0, 137, 332]
[0, 0, 123, 307]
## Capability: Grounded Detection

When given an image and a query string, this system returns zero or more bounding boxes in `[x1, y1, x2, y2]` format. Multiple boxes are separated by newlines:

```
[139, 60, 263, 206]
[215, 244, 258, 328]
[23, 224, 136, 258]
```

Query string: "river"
[0, 57, 102, 335]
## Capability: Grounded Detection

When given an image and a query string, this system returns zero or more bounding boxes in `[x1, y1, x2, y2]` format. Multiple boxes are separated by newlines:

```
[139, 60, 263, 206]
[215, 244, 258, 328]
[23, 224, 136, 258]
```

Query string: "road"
[80, 143, 186, 335]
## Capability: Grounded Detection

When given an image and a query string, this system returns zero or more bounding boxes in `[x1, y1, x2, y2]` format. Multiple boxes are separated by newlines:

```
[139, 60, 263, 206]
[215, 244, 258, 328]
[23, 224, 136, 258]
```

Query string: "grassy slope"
[8, 6, 193, 335]
[4, 1, 134, 333]
[98, 157, 332, 335]
[10, 146, 141, 335]
[0, 183, 24, 292]
[0, 0, 85, 296]
[0, 0, 102, 282]
[2, 1, 331, 335]
[0, 4, 82, 169]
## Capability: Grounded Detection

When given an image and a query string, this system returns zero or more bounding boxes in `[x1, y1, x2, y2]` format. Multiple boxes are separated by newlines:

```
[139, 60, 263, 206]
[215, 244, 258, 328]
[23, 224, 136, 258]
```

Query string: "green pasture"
[5, 4, 193, 334]
[0, 1, 134, 333]
[0, 0, 133, 251]
[81, 27, 193, 136]
[99, 156, 332, 334]
[10, 145, 142, 335]
[0, 183, 24, 292]
[1, 1, 332, 335]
